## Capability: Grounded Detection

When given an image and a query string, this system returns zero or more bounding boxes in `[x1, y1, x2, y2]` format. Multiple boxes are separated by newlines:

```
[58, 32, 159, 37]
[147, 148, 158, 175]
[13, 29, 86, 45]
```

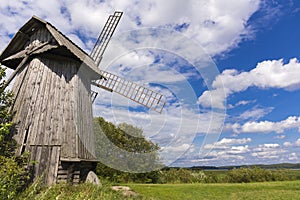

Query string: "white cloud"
[274, 135, 286, 139]
[237, 107, 273, 121]
[283, 142, 293, 147]
[227, 145, 250, 154]
[284, 138, 300, 147]
[228, 100, 256, 109]
[232, 116, 300, 134]
[0, 0, 262, 56]
[296, 139, 300, 146]
[288, 153, 298, 161]
[203, 137, 251, 150]
[252, 143, 285, 159]
[262, 144, 280, 148]
[194, 138, 251, 164]
[197, 88, 227, 109]
[192, 140, 298, 166]
[198, 58, 300, 109]
[161, 143, 191, 153]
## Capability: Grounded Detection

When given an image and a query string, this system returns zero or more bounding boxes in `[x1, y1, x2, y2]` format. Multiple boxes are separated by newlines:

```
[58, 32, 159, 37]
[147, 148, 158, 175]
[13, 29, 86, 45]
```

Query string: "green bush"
[0, 155, 29, 199]
[0, 65, 30, 199]
[159, 168, 206, 183]
[225, 167, 291, 183]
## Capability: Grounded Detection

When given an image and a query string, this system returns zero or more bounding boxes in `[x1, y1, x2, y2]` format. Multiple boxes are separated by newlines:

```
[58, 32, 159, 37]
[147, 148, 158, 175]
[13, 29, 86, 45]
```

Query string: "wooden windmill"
[0, 12, 165, 185]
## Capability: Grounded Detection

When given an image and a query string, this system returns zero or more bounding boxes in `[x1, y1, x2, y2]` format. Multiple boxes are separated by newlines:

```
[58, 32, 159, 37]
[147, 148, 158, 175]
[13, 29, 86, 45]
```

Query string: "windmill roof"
[0, 16, 102, 79]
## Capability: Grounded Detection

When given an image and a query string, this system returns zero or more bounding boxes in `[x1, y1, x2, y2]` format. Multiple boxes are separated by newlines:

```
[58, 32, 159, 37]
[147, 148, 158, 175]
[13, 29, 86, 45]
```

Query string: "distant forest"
[187, 163, 300, 170]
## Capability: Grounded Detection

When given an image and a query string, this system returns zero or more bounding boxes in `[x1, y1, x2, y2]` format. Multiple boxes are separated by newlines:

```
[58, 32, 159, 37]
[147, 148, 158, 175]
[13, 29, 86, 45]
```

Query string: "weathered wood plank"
[50, 57, 61, 145]
[27, 58, 48, 146]
[29, 58, 47, 145]
[34, 58, 52, 145]
[46, 147, 60, 185]
[69, 62, 77, 158]
[15, 58, 42, 149]
[43, 57, 57, 146]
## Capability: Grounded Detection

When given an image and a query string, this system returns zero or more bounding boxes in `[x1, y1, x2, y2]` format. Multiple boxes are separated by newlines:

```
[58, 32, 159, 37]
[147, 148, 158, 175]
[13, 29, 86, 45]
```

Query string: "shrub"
[225, 167, 291, 183]
[0, 155, 30, 199]
[0, 66, 30, 199]
[159, 168, 206, 183]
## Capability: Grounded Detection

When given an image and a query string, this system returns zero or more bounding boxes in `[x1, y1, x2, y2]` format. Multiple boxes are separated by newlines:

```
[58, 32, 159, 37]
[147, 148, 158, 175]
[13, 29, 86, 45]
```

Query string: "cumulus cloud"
[187, 137, 252, 165]
[228, 100, 256, 109]
[0, 0, 262, 56]
[203, 137, 252, 150]
[283, 142, 293, 147]
[227, 116, 300, 134]
[283, 138, 300, 147]
[288, 153, 298, 161]
[274, 135, 286, 139]
[198, 58, 300, 109]
[190, 140, 299, 166]
[237, 107, 274, 121]
[252, 143, 286, 159]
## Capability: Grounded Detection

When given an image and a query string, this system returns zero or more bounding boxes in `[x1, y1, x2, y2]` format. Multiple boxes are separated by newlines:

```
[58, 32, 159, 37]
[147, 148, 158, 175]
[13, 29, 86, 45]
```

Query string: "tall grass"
[17, 180, 142, 200]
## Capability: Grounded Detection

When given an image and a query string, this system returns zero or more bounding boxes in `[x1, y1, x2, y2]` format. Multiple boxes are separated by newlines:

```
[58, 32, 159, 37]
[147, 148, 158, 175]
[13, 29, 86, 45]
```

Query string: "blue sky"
[1, 0, 300, 168]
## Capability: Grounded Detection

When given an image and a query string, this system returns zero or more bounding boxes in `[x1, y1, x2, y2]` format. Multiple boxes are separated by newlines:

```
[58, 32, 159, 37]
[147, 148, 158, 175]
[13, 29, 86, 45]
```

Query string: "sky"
[0, 0, 300, 168]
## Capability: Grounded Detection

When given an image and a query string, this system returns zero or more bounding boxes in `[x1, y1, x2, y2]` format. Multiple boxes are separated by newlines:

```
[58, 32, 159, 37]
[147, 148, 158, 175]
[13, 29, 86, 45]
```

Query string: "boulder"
[85, 171, 101, 186]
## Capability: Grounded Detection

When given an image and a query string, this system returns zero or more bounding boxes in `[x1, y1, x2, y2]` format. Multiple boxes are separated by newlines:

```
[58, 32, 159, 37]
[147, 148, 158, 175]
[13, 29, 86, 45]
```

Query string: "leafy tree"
[0, 66, 29, 199]
[0, 66, 15, 157]
[94, 117, 163, 183]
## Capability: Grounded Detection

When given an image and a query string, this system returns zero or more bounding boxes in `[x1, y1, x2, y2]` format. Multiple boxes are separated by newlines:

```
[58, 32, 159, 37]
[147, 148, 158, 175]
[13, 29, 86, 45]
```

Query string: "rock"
[111, 186, 138, 197]
[111, 186, 131, 191]
[85, 171, 101, 186]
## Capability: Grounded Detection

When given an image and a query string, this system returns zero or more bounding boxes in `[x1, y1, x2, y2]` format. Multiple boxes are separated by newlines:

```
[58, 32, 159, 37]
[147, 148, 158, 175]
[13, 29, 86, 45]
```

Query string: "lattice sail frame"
[90, 11, 123, 66]
[92, 70, 165, 113]
[90, 11, 166, 113]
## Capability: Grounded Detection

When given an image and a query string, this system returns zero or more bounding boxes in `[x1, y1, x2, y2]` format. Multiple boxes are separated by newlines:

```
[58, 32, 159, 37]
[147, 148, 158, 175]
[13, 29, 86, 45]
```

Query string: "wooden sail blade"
[90, 11, 123, 66]
[91, 90, 98, 103]
[92, 70, 166, 113]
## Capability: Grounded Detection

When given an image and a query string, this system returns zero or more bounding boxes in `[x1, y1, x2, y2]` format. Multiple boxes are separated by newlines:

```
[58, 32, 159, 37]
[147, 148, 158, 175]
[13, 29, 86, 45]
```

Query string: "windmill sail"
[90, 11, 123, 66]
[92, 70, 165, 113]
[90, 11, 166, 113]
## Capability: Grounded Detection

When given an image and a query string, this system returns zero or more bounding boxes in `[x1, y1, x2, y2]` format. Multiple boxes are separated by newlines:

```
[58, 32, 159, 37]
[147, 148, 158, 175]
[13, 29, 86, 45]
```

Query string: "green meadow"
[16, 169, 300, 199]
[16, 180, 300, 200]
[127, 180, 300, 200]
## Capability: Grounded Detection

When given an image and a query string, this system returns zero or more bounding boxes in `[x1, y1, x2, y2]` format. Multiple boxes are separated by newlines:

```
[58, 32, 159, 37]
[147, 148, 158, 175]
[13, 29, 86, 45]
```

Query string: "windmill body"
[0, 12, 165, 185]
[0, 16, 100, 184]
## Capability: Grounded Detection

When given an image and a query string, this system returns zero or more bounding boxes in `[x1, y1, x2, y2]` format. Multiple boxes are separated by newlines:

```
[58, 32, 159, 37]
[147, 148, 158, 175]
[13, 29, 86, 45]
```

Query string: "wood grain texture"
[9, 26, 97, 184]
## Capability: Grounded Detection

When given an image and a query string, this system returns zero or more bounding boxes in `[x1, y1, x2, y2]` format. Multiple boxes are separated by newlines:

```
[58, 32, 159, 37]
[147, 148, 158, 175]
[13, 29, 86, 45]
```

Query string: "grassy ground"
[127, 180, 300, 200]
[17, 170, 300, 200]
[17, 180, 300, 200]
[17, 180, 141, 200]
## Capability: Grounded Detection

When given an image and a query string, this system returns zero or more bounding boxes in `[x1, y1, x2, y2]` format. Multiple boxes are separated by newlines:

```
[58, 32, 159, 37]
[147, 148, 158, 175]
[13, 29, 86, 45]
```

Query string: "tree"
[0, 66, 15, 157]
[0, 65, 29, 199]
[94, 117, 163, 183]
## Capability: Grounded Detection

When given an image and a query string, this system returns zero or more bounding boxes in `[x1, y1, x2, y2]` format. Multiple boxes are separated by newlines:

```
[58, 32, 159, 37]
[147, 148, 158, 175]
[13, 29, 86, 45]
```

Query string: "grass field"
[127, 180, 300, 200]
[17, 170, 300, 199]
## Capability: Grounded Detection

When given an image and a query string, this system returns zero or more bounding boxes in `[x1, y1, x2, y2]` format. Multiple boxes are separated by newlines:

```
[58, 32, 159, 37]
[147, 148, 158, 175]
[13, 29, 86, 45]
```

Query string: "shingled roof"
[0, 16, 102, 79]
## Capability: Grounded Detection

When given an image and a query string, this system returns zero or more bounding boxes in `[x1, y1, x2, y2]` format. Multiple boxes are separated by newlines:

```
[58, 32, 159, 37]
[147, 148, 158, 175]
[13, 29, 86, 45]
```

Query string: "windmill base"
[56, 160, 98, 184]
